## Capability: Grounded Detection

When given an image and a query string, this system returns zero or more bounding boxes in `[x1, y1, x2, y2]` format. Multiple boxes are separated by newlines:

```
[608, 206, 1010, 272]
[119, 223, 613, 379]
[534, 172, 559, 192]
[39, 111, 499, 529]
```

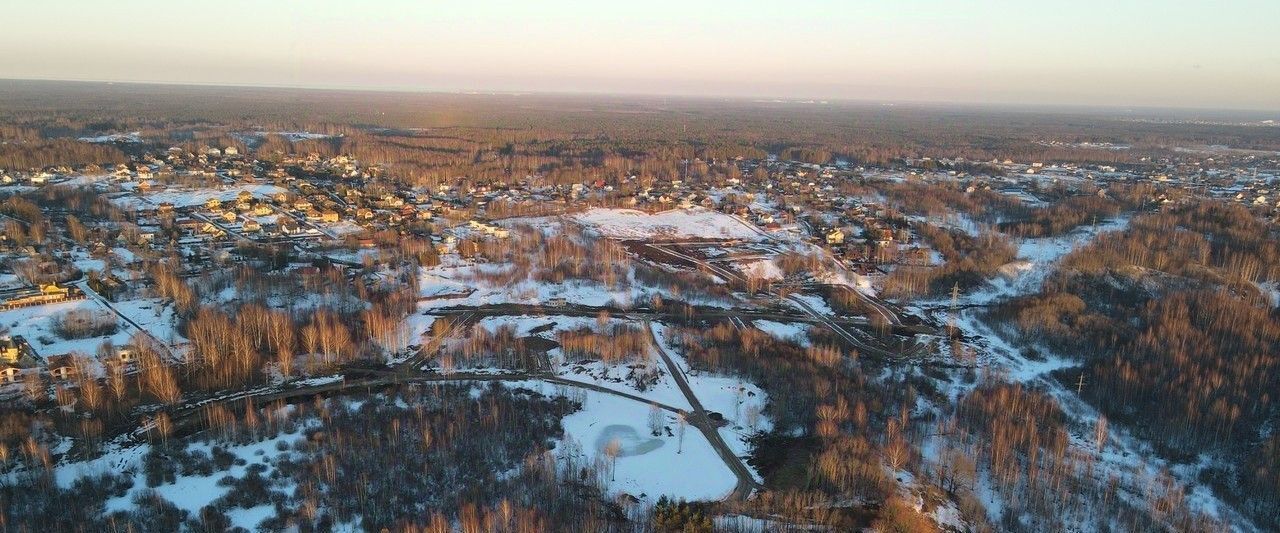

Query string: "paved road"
[644, 321, 763, 500]
[143, 362, 764, 501]
[648, 241, 904, 328]
[147, 370, 689, 438]
[421, 302, 874, 328]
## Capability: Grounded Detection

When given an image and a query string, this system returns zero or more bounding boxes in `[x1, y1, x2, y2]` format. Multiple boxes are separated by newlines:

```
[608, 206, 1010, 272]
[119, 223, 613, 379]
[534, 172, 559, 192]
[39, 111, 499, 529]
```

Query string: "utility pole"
[948, 282, 960, 338]
[1076, 373, 1086, 395]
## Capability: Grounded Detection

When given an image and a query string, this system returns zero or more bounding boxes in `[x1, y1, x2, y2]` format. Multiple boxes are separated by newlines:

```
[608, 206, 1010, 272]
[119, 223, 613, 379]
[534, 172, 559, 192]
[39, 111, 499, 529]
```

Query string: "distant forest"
[2, 80, 1277, 179]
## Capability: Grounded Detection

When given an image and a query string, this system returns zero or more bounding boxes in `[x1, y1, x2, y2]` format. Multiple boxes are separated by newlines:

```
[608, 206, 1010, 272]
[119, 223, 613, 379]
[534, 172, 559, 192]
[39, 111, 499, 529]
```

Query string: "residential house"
[0, 336, 29, 364]
[0, 366, 21, 383]
[46, 355, 75, 381]
[200, 222, 227, 238]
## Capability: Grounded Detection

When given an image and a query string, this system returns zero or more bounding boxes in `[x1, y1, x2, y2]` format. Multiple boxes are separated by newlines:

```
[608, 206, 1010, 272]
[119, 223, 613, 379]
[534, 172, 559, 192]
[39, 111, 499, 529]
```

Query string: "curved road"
[140, 363, 762, 502]
[646, 242, 916, 362]
[644, 321, 763, 500]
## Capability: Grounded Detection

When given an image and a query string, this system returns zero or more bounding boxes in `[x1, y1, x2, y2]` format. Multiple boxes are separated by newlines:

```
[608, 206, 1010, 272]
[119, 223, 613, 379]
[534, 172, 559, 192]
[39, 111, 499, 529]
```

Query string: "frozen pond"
[595, 424, 663, 457]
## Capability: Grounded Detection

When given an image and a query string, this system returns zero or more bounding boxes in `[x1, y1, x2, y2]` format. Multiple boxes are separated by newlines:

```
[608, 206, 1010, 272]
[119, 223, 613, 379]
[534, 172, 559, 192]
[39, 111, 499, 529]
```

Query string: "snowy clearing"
[570, 207, 767, 241]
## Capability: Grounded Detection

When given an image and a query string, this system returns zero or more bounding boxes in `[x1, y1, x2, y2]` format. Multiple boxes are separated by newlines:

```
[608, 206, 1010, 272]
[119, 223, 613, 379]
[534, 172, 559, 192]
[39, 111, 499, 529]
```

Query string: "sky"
[3, 0, 1279, 110]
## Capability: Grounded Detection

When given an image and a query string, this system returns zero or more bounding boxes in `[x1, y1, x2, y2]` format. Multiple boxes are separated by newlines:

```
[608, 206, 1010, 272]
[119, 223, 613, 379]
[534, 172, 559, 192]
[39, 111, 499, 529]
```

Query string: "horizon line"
[2, 76, 1279, 118]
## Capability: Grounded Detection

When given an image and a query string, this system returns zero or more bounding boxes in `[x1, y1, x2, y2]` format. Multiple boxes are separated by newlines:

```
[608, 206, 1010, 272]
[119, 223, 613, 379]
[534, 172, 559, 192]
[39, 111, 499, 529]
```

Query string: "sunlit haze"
[4, 1, 1280, 109]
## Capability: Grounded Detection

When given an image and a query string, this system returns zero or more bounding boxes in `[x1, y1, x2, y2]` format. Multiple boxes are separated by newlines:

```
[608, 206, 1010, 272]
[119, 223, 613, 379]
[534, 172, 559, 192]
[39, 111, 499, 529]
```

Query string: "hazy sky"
[4, 0, 1279, 110]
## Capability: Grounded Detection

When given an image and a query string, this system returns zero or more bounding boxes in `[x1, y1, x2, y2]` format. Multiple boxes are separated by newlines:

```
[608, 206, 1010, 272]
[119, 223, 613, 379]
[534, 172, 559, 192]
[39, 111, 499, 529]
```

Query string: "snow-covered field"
[650, 323, 770, 478]
[79, 132, 142, 144]
[59, 174, 114, 187]
[475, 315, 596, 339]
[519, 380, 740, 501]
[416, 258, 740, 310]
[570, 207, 767, 241]
[110, 297, 186, 345]
[116, 184, 287, 208]
[787, 293, 834, 315]
[237, 131, 342, 143]
[0, 298, 138, 361]
[463, 315, 772, 491]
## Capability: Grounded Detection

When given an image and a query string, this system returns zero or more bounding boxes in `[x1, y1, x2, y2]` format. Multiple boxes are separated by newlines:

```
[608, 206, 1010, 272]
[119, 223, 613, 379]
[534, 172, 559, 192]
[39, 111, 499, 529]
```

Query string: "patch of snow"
[751, 320, 811, 346]
[737, 259, 783, 280]
[78, 132, 142, 144]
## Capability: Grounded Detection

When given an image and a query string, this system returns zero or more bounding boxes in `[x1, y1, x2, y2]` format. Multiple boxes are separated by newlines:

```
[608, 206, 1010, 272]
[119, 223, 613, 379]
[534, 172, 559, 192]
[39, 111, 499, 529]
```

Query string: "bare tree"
[677, 413, 687, 454]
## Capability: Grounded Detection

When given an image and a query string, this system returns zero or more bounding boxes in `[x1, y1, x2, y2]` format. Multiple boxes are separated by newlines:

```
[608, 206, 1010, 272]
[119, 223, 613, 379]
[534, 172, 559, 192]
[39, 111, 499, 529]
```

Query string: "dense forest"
[4, 80, 1278, 183]
[988, 201, 1280, 529]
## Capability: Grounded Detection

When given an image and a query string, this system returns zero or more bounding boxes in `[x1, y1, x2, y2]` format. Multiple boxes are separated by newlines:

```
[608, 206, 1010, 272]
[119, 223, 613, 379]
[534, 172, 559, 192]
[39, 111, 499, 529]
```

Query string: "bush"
[51, 309, 118, 339]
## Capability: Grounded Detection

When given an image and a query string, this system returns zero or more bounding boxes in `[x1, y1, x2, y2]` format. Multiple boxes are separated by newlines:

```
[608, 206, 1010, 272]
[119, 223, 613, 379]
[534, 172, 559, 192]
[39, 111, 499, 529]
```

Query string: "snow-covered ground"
[474, 315, 596, 339]
[570, 207, 768, 241]
[0, 298, 139, 362]
[458, 315, 773, 491]
[416, 257, 741, 310]
[238, 131, 342, 143]
[751, 320, 811, 346]
[115, 184, 287, 209]
[925, 215, 1131, 307]
[110, 297, 186, 345]
[736, 259, 783, 280]
[105, 431, 304, 531]
[521, 380, 741, 501]
[557, 358, 693, 411]
[650, 323, 770, 481]
[59, 174, 114, 186]
[904, 213, 1257, 531]
[79, 132, 142, 144]
[787, 293, 834, 315]
[0, 273, 25, 291]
